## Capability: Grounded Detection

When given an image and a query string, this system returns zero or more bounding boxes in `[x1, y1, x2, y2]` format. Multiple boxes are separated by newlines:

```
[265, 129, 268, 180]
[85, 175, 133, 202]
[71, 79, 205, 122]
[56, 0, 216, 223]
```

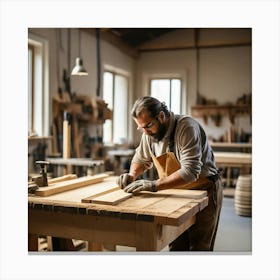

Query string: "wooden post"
[28, 233, 38, 251]
[63, 112, 71, 159]
[87, 241, 103, 251]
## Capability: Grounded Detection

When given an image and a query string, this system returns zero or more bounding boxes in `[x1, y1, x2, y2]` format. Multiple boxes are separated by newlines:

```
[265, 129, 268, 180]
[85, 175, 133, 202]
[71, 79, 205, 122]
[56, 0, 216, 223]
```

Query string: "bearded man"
[117, 96, 223, 251]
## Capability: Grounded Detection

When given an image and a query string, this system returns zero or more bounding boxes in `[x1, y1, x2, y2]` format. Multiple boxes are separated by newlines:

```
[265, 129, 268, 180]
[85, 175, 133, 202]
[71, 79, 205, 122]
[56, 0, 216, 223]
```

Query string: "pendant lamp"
[71, 28, 88, 76]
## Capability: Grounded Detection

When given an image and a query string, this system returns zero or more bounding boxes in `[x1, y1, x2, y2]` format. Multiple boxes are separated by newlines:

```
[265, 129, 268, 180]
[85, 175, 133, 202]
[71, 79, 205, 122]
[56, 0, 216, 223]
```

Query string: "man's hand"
[123, 179, 157, 194]
[116, 173, 134, 189]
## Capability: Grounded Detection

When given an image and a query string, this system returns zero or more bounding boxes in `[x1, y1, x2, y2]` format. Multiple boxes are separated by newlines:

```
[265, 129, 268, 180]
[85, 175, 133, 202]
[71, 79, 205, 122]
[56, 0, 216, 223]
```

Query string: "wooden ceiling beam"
[137, 41, 251, 52]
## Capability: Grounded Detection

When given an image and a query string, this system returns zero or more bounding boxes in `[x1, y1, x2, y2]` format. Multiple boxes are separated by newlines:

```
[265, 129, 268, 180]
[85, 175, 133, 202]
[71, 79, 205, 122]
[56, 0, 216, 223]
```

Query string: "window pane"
[113, 75, 128, 144]
[28, 48, 33, 132]
[151, 79, 170, 109]
[171, 79, 181, 114]
[103, 72, 129, 145]
[151, 78, 182, 114]
[103, 72, 113, 144]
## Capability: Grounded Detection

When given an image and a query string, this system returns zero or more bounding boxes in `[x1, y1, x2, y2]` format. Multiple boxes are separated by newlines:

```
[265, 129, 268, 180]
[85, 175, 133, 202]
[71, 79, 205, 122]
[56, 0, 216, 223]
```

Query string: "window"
[150, 78, 182, 114]
[28, 45, 35, 133]
[103, 71, 128, 144]
[28, 33, 49, 136]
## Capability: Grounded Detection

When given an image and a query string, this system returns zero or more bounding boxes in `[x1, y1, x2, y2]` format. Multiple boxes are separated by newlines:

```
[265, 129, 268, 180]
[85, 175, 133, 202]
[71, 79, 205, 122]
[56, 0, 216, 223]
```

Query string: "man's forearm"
[129, 162, 146, 180]
[155, 171, 188, 190]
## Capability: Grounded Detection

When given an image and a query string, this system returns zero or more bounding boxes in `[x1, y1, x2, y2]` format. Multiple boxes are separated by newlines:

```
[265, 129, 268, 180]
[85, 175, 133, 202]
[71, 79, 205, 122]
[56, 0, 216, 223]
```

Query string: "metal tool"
[32, 161, 50, 187]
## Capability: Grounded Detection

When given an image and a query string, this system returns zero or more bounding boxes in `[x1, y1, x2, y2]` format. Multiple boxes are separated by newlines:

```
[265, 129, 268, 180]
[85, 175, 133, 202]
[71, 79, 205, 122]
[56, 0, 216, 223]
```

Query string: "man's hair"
[131, 96, 170, 118]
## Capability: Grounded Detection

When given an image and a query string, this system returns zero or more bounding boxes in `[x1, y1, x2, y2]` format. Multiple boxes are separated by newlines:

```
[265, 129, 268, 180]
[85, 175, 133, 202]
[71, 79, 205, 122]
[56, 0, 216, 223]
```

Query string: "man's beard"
[150, 121, 167, 142]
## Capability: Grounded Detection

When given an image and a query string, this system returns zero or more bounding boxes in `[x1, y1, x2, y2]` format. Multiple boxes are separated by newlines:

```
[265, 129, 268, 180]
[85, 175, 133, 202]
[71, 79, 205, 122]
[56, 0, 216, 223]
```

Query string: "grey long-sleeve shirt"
[131, 112, 218, 183]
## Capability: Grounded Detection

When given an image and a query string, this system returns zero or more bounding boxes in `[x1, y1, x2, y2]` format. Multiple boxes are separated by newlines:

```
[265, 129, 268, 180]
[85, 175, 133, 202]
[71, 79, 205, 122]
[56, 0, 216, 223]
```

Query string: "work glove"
[116, 173, 134, 189]
[123, 179, 157, 194]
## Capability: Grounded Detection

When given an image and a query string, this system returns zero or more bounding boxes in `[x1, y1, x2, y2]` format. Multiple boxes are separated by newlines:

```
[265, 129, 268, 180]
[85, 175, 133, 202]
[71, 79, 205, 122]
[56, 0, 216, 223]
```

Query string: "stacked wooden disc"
[234, 175, 252, 217]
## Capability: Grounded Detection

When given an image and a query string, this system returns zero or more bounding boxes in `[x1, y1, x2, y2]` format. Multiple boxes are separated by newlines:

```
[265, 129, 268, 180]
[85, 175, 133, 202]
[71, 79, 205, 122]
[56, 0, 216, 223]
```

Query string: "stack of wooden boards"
[32, 173, 207, 206]
[34, 173, 109, 197]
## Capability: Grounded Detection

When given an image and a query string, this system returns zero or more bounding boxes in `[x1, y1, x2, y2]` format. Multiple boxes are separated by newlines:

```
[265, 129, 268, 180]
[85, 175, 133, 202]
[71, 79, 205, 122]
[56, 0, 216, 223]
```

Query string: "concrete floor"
[214, 197, 252, 252]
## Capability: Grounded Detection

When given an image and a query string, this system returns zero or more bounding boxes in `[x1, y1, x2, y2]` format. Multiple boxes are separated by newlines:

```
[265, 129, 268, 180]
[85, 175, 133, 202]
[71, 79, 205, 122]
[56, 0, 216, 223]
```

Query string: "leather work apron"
[150, 151, 223, 251]
[150, 151, 212, 190]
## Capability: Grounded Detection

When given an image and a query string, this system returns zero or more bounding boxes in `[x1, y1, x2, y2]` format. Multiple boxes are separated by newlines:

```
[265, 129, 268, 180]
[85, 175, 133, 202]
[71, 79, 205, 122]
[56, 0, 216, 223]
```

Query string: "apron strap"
[168, 114, 180, 153]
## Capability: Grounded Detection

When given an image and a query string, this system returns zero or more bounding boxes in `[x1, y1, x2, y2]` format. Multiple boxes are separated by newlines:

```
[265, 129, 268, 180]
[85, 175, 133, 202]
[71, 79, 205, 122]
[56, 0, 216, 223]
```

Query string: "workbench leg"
[28, 234, 38, 251]
[102, 243, 116, 251]
[135, 222, 158, 251]
[51, 237, 76, 251]
[227, 167, 231, 187]
[47, 236, 53, 251]
[87, 241, 103, 251]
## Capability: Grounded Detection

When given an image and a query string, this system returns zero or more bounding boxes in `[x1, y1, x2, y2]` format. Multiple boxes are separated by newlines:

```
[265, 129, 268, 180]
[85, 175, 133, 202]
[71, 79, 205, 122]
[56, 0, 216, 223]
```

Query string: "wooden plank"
[86, 189, 132, 205]
[119, 193, 166, 209]
[81, 185, 120, 203]
[82, 187, 206, 206]
[142, 197, 193, 216]
[58, 185, 118, 202]
[153, 189, 207, 199]
[35, 173, 109, 197]
[165, 197, 209, 226]
[165, 202, 199, 226]
[119, 189, 206, 208]
[63, 119, 71, 159]
[48, 174, 77, 184]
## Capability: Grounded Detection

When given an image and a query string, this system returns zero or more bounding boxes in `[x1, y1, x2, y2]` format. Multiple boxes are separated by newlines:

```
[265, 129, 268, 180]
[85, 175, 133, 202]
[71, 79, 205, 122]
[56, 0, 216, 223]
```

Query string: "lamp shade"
[71, 57, 88, 76]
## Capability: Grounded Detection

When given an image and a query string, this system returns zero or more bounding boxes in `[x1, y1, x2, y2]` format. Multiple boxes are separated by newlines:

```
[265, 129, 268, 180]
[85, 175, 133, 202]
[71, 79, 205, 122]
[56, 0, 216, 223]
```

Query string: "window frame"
[149, 77, 182, 114]
[28, 44, 35, 133]
[103, 70, 129, 145]
[28, 32, 49, 137]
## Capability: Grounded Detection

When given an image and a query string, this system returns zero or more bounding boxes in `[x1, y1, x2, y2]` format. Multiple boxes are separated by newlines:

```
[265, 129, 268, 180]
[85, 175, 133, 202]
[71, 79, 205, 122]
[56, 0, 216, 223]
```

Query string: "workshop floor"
[214, 197, 252, 252]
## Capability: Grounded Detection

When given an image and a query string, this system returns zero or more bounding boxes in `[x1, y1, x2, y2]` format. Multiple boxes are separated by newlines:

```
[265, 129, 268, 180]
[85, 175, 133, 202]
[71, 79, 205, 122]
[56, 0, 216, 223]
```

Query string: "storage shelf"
[210, 142, 252, 148]
[28, 136, 53, 142]
[191, 104, 251, 125]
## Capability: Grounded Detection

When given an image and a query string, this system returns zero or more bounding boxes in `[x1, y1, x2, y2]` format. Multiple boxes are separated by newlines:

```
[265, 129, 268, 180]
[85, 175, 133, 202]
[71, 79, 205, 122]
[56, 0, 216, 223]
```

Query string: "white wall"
[28, 28, 135, 140]
[28, 28, 252, 145]
[199, 46, 252, 104]
[135, 49, 197, 114]
[198, 46, 252, 140]
[134, 37, 252, 142]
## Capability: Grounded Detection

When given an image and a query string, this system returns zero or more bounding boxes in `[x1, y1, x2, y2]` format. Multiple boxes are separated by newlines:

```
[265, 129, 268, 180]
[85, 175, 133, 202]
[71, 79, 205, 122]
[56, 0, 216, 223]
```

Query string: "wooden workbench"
[28, 176, 208, 252]
[214, 152, 252, 188]
[107, 149, 135, 175]
[46, 157, 105, 177]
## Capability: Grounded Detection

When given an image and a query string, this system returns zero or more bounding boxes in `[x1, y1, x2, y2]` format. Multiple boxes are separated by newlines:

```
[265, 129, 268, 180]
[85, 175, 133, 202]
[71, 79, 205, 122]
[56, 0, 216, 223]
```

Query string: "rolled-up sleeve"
[131, 135, 154, 170]
[176, 123, 203, 183]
